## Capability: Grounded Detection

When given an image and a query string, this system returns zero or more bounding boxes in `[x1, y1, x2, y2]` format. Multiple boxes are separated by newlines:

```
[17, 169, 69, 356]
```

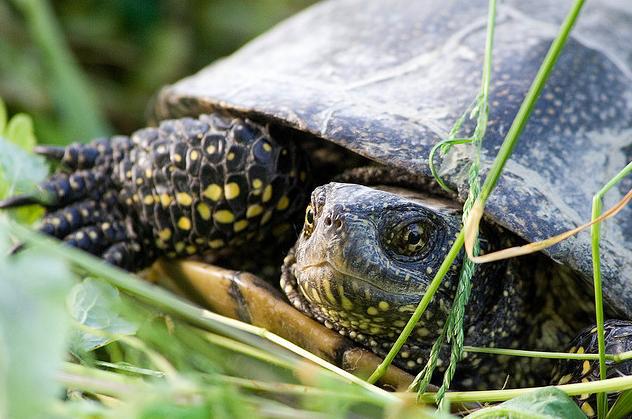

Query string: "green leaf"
[0, 230, 74, 419]
[68, 278, 139, 353]
[0, 136, 48, 224]
[608, 389, 632, 419]
[465, 387, 587, 419]
[5, 113, 37, 151]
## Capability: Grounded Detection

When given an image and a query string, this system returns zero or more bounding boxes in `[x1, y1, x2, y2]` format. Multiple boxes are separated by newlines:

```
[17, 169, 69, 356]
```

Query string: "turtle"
[2, 0, 631, 408]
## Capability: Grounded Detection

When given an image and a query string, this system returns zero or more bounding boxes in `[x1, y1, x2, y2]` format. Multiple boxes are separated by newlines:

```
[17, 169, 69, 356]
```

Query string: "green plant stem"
[476, 0, 584, 203]
[216, 375, 382, 404]
[591, 161, 632, 418]
[412, 375, 632, 404]
[463, 346, 632, 362]
[203, 331, 298, 371]
[6, 221, 397, 404]
[369, 0, 585, 386]
[59, 362, 149, 399]
[367, 231, 465, 384]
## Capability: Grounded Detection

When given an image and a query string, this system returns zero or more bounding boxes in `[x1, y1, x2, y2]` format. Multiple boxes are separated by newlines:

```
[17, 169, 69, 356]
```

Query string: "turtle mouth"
[294, 259, 420, 311]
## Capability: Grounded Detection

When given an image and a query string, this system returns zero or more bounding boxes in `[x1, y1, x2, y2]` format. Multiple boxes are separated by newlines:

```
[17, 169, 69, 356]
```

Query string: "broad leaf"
[466, 387, 586, 419]
[68, 278, 138, 353]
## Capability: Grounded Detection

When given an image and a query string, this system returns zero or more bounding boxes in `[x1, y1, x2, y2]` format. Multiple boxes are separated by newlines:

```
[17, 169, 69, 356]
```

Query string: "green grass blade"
[592, 161, 632, 418]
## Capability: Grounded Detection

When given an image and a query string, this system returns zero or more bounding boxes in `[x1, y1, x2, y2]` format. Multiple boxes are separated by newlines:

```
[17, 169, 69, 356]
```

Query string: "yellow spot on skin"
[209, 239, 225, 249]
[233, 219, 249, 232]
[156, 145, 167, 154]
[581, 360, 591, 375]
[203, 184, 223, 201]
[309, 288, 322, 304]
[160, 194, 172, 207]
[155, 239, 167, 249]
[367, 307, 379, 316]
[417, 328, 430, 337]
[338, 285, 353, 310]
[206, 145, 216, 154]
[378, 301, 390, 311]
[569, 346, 577, 353]
[126, 171, 132, 178]
[176, 192, 193, 206]
[196, 203, 211, 220]
[190, 150, 199, 161]
[276, 196, 289, 210]
[88, 231, 98, 240]
[262, 185, 273, 202]
[227, 152, 235, 161]
[177, 217, 191, 230]
[557, 374, 572, 385]
[145, 168, 153, 178]
[75, 232, 85, 240]
[158, 228, 172, 241]
[102, 222, 111, 230]
[260, 211, 273, 225]
[143, 195, 154, 205]
[252, 178, 263, 189]
[174, 154, 182, 163]
[136, 178, 143, 185]
[51, 217, 61, 226]
[581, 402, 595, 417]
[175, 242, 185, 253]
[224, 183, 240, 200]
[322, 279, 336, 305]
[246, 204, 264, 218]
[262, 142, 272, 152]
[213, 210, 235, 224]
[577, 347, 585, 354]
[185, 245, 197, 254]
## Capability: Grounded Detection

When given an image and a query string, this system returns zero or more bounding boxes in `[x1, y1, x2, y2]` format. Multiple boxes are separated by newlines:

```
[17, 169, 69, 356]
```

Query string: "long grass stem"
[591, 161, 632, 418]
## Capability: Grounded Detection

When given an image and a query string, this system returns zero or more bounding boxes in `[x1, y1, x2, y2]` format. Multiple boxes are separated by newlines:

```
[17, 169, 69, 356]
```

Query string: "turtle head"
[291, 182, 497, 347]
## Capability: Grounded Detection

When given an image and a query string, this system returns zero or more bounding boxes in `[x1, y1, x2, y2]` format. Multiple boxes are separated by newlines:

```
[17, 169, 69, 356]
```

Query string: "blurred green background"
[0, 0, 316, 145]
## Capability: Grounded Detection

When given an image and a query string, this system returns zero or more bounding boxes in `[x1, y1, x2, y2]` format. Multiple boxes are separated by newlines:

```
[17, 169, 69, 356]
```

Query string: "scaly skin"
[1, 114, 310, 270]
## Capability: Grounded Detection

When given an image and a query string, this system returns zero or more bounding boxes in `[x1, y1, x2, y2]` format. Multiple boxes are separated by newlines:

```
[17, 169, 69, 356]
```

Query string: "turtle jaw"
[293, 260, 424, 337]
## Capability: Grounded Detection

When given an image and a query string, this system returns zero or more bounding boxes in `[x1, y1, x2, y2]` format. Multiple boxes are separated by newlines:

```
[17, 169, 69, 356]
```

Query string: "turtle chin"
[293, 260, 424, 337]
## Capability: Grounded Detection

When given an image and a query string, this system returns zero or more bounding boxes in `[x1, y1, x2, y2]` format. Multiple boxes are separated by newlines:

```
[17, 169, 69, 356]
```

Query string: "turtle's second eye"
[391, 222, 428, 257]
[303, 205, 314, 238]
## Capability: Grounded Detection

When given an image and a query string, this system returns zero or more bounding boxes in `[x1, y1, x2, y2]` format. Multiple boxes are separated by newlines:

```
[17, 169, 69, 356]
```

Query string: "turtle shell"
[153, 0, 632, 315]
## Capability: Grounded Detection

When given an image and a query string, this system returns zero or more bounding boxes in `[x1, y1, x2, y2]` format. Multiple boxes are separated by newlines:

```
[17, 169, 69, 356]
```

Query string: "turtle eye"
[303, 205, 314, 238]
[392, 222, 428, 257]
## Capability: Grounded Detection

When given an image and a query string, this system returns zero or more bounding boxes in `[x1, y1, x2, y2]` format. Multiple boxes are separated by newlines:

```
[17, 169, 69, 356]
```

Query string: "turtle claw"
[34, 139, 110, 170]
[33, 145, 66, 160]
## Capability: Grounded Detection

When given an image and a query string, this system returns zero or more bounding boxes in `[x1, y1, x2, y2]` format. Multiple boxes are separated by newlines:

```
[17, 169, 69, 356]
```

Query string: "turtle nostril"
[334, 219, 342, 230]
[324, 216, 332, 227]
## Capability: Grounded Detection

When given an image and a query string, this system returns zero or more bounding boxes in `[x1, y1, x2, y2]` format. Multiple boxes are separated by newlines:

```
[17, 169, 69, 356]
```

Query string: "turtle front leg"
[553, 319, 632, 417]
[0, 114, 310, 271]
[149, 257, 415, 389]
